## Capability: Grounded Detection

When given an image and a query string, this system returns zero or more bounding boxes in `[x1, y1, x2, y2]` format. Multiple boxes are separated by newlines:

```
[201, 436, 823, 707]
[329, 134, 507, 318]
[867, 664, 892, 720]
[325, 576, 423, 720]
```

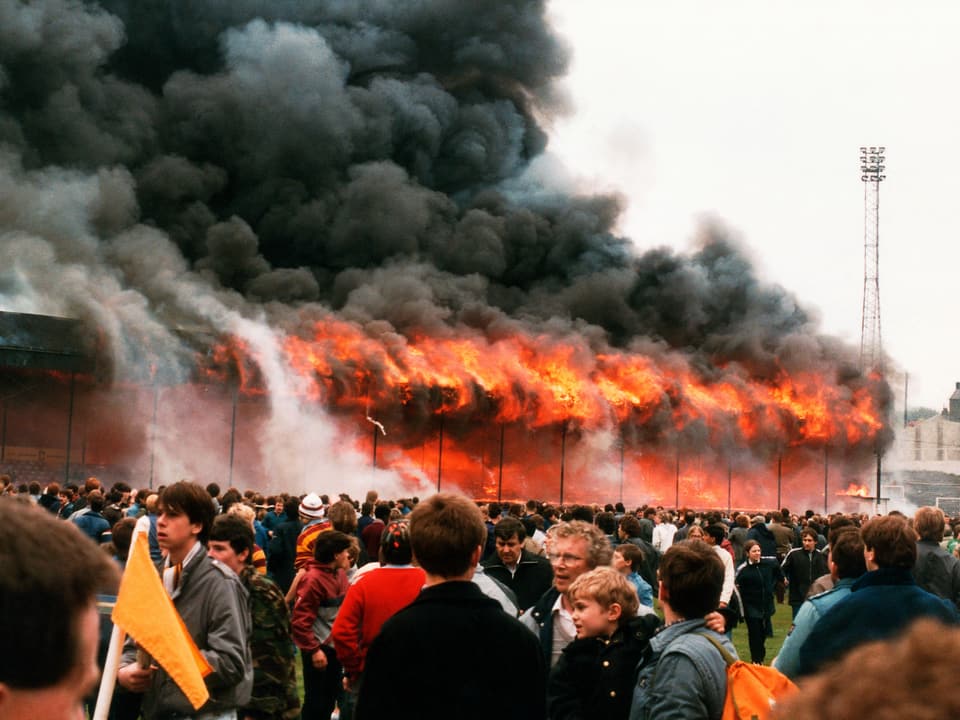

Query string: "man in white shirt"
[652, 511, 678, 553]
[703, 524, 736, 612]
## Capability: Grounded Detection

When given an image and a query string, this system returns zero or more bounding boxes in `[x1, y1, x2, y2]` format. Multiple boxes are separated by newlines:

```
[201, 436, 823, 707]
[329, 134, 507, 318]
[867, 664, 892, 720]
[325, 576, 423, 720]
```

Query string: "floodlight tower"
[859, 146, 885, 373]
[859, 145, 885, 512]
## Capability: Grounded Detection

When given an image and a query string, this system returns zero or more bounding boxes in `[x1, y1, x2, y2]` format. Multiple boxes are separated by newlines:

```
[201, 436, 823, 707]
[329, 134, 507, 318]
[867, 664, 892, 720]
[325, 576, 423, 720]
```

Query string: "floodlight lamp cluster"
[860, 146, 886, 182]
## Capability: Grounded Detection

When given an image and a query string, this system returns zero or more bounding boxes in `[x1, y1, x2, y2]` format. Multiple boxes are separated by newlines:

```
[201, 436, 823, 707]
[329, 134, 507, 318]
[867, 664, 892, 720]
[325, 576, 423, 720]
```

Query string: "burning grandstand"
[0, 1, 892, 506]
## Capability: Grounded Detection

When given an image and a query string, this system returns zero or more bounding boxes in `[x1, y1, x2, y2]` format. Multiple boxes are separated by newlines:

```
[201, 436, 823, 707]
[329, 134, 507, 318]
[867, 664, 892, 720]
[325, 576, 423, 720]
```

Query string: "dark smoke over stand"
[0, 0, 892, 505]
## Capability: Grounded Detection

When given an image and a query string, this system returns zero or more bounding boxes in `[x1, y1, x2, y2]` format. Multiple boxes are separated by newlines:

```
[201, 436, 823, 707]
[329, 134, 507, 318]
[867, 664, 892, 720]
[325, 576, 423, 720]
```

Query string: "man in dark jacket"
[769, 510, 796, 560]
[481, 516, 553, 612]
[747, 514, 783, 621]
[913, 506, 960, 608]
[746, 515, 778, 563]
[267, 497, 303, 593]
[781, 528, 830, 618]
[356, 493, 544, 720]
[796, 514, 960, 677]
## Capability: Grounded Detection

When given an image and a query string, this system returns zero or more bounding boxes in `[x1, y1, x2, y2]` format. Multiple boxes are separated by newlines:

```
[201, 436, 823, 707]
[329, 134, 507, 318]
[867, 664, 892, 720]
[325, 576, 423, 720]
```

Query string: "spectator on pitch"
[617, 515, 659, 594]
[284, 493, 333, 604]
[912, 505, 960, 608]
[481, 516, 554, 612]
[72, 489, 111, 544]
[773, 526, 866, 679]
[522, 521, 614, 669]
[0, 497, 119, 719]
[293, 493, 331, 571]
[208, 514, 301, 720]
[702, 524, 737, 621]
[611, 543, 654, 608]
[117, 481, 253, 718]
[774, 619, 960, 718]
[736, 539, 782, 665]
[629, 541, 736, 720]
[768, 510, 796, 562]
[727, 514, 750, 565]
[356, 493, 545, 720]
[795, 513, 960, 677]
[292, 530, 352, 720]
[548, 567, 661, 720]
[267, 497, 303, 594]
[780, 528, 830, 620]
[332, 520, 426, 719]
[360, 503, 390, 560]
[651, 511, 677, 552]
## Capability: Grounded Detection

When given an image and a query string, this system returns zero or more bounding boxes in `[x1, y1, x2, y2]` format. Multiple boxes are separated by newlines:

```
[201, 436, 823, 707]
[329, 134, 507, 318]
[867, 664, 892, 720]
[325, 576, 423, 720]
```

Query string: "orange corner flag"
[112, 534, 213, 710]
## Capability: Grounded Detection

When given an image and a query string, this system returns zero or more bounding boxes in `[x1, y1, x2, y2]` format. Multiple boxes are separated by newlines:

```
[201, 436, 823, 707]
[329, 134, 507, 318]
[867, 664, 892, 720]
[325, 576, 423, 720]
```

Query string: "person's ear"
[470, 545, 482, 567]
[607, 603, 623, 622]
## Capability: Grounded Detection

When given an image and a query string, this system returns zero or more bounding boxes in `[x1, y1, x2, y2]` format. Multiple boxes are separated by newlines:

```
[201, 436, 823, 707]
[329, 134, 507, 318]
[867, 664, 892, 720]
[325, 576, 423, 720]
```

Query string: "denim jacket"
[629, 618, 733, 720]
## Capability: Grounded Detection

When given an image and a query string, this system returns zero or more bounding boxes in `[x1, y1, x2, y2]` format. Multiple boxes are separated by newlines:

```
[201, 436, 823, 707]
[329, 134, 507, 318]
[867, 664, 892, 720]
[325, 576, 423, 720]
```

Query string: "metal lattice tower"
[859, 146, 885, 373]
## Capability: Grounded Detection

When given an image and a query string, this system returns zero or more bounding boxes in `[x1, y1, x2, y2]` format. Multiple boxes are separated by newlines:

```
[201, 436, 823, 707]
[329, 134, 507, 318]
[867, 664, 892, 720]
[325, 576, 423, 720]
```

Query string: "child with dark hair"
[612, 543, 654, 607]
[208, 514, 301, 720]
[118, 481, 252, 718]
[630, 542, 737, 719]
[292, 530, 353, 720]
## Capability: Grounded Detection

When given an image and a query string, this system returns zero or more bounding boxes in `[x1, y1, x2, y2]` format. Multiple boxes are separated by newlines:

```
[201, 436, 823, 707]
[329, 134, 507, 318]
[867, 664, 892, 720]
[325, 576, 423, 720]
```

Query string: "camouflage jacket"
[240, 565, 301, 720]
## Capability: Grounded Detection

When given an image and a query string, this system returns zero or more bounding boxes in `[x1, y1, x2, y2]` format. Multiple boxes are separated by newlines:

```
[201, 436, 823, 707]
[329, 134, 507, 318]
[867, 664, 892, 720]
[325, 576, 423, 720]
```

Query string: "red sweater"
[291, 560, 349, 653]
[331, 566, 426, 678]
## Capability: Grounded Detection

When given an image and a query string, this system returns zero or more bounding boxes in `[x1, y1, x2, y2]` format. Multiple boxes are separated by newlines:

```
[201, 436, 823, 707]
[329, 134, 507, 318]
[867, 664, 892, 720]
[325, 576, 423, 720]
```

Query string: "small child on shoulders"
[612, 543, 654, 608]
[547, 567, 661, 720]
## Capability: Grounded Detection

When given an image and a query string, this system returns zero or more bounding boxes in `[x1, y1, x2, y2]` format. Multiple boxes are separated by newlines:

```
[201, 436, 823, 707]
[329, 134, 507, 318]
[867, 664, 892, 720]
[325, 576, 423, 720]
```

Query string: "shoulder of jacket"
[808, 585, 841, 602]
[661, 631, 726, 663]
[208, 558, 241, 580]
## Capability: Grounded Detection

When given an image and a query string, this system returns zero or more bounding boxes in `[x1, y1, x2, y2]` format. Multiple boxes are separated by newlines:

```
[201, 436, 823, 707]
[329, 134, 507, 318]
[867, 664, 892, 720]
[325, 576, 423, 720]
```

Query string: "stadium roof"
[0, 311, 94, 373]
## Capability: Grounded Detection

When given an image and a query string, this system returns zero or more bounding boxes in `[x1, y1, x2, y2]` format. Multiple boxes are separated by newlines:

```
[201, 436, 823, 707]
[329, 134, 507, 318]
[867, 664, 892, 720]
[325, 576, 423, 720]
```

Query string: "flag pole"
[92, 515, 151, 720]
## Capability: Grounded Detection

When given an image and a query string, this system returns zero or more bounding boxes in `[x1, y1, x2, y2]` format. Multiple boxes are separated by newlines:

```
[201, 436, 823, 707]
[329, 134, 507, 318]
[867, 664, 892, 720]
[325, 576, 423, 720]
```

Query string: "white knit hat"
[299, 492, 324, 520]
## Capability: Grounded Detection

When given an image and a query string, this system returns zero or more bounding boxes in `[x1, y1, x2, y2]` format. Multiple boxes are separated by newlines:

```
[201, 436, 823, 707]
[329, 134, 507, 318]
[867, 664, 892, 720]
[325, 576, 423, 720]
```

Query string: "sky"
[546, 0, 959, 411]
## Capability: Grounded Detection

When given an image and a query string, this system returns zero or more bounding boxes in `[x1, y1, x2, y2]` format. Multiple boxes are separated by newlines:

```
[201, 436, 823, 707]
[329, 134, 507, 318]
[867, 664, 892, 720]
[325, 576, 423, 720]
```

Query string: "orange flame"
[184, 318, 889, 504]
[243, 318, 886, 445]
[837, 483, 871, 497]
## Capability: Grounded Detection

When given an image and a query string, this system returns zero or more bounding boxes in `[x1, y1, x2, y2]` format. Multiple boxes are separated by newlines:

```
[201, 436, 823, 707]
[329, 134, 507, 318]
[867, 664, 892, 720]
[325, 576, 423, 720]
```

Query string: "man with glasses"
[521, 520, 613, 668]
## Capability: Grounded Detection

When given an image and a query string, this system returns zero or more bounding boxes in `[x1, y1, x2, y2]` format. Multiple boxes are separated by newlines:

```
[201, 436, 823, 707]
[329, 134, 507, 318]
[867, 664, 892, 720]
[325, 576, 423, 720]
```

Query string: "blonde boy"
[548, 568, 661, 720]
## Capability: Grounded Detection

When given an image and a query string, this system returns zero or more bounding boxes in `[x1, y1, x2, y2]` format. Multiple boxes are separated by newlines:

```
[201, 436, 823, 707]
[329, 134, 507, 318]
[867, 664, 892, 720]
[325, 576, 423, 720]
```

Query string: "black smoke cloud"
[0, 0, 887, 462]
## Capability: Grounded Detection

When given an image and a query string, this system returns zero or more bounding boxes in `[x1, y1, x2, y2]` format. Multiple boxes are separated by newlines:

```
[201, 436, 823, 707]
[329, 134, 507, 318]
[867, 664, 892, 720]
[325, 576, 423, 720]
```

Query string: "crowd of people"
[2, 470, 960, 720]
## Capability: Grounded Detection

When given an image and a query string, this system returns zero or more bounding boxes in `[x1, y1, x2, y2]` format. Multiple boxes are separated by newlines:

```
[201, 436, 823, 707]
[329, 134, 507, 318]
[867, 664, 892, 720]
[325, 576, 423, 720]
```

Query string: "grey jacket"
[914, 540, 960, 608]
[122, 549, 253, 718]
[629, 619, 734, 720]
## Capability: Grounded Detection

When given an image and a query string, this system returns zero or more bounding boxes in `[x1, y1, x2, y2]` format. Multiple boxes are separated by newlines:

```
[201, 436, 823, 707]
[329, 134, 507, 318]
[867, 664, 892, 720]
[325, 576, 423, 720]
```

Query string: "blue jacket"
[73, 510, 110, 544]
[627, 571, 655, 608]
[772, 576, 857, 679]
[629, 619, 735, 720]
[795, 567, 960, 676]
